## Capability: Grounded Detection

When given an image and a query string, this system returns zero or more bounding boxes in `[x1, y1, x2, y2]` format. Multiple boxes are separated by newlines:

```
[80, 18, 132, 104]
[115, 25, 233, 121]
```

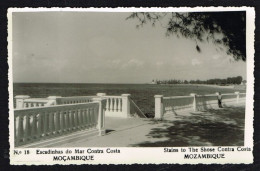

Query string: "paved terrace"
[35, 102, 245, 147]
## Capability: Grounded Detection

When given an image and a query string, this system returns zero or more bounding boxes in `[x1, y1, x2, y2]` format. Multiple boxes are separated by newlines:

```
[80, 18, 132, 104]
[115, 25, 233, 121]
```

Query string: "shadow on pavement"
[132, 106, 245, 147]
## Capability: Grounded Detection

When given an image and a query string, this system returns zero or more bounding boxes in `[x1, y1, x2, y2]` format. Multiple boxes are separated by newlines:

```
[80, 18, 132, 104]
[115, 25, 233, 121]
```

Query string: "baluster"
[23, 114, 30, 143]
[37, 113, 42, 139]
[118, 98, 122, 112]
[95, 106, 99, 125]
[85, 108, 89, 127]
[82, 109, 86, 128]
[112, 98, 116, 112]
[78, 109, 82, 129]
[55, 111, 60, 134]
[69, 110, 73, 131]
[65, 111, 69, 132]
[34, 103, 37, 107]
[74, 109, 78, 130]
[43, 112, 49, 137]
[20, 115, 26, 142]
[17, 115, 24, 145]
[88, 108, 92, 127]
[110, 98, 113, 112]
[77, 109, 81, 128]
[92, 107, 96, 125]
[49, 112, 54, 135]
[94, 107, 98, 125]
[114, 98, 118, 112]
[86, 108, 90, 128]
[90, 108, 94, 127]
[88, 108, 92, 128]
[60, 111, 64, 133]
[85, 108, 88, 127]
[31, 114, 37, 140]
[106, 99, 109, 111]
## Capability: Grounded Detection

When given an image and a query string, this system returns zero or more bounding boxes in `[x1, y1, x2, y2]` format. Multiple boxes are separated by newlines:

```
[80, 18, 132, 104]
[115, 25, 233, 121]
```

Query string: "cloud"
[191, 58, 201, 66]
[155, 61, 164, 67]
[111, 59, 121, 65]
[121, 58, 144, 69]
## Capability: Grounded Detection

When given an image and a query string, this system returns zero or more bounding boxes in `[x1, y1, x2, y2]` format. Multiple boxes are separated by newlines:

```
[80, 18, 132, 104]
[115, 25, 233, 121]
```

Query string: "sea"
[13, 83, 246, 116]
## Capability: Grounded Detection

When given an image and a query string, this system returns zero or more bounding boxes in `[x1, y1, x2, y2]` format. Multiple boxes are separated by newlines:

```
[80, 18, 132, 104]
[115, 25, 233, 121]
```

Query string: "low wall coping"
[15, 95, 30, 99]
[121, 94, 131, 97]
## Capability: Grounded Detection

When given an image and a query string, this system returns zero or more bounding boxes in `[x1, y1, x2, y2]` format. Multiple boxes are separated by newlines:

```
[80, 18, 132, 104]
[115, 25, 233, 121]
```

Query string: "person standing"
[217, 92, 223, 108]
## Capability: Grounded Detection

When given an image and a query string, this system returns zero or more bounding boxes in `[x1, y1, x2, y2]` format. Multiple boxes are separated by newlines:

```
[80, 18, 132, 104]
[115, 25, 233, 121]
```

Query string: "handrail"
[56, 96, 97, 99]
[14, 101, 99, 112]
[56, 96, 96, 105]
[103, 95, 122, 98]
[129, 98, 146, 118]
[24, 98, 50, 103]
[163, 96, 192, 100]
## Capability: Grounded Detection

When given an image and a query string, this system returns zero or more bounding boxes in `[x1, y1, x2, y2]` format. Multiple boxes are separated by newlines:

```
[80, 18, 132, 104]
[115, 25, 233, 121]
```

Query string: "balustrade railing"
[15, 93, 145, 119]
[14, 95, 97, 109]
[56, 96, 96, 105]
[14, 100, 105, 147]
[104, 96, 123, 113]
[23, 98, 53, 108]
[155, 91, 246, 119]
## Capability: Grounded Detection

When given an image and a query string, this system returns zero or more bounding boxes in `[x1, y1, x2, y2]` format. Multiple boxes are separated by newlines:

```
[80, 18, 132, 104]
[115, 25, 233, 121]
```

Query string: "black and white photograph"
[8, 8, 254, 164]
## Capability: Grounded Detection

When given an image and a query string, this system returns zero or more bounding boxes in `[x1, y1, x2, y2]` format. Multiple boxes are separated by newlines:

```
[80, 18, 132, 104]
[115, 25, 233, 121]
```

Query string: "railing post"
[154, 95, 163, 119]
[93, 97, 106, 136]
[47, 96, 61, 105]
[121, 94, 131, 118]
[15, 95, 30, 109]
[190, 93, 197, 112]
[235, 91, 240, 103]
[97, 93, 106, 97]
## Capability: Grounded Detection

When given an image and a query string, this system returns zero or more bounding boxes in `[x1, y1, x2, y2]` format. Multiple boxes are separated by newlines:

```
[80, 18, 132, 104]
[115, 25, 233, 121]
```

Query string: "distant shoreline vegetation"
[152, 76, 245, 86]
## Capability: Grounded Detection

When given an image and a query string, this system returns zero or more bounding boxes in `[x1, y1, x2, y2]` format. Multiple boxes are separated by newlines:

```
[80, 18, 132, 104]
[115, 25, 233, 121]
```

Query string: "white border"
[8, 7, 255, 165]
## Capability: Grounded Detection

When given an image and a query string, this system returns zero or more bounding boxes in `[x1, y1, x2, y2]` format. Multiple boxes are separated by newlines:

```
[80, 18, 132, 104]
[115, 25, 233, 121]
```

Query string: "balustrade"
[15, 93, 134, 118]
[105, 96, 122, 112]
[56, 96, 96, 105]
[14, 102, 104, 147]
[155, 92, 246, 119]
[14, 95, 97, 109]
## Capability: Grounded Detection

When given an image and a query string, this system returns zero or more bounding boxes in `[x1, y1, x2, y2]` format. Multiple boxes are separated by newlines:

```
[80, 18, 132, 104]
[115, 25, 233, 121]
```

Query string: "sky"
[12, 12, 246, 83]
